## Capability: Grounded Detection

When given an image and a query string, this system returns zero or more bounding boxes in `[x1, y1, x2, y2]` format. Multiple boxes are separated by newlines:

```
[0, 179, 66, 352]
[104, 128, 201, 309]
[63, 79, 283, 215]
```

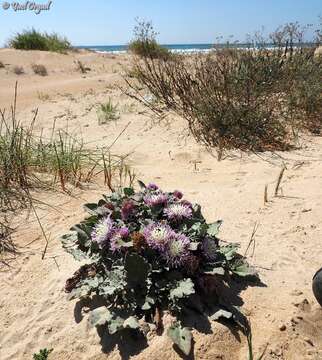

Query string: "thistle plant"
[62, 181, 257, 355]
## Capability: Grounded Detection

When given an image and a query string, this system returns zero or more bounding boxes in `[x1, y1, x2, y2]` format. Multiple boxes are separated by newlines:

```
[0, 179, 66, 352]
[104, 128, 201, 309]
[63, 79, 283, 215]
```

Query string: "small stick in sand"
[264, 184, 268, 204]
[274, 166, 286, 197]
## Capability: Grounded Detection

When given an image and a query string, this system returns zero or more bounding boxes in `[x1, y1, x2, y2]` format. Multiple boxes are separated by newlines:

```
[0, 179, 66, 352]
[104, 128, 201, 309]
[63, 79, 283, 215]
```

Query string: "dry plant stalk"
[264, 184, 268, 204]
[274, 166, 286, 196]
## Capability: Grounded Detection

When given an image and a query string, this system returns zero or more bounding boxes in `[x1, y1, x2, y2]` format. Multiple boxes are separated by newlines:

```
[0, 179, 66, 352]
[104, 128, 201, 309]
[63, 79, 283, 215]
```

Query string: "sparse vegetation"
[125, 21, 322, 157]
[32, 63, 48, 76]
[33, 348, 53, 360]
[0, 84, 133, 204]
[128, 18, 170, 60]
[13, 65, 24, 75]
[0, 61, 4, 68]
[8, 28, 71, 53]
[37, 91, 50, 101]
[97, 99, 120, 124]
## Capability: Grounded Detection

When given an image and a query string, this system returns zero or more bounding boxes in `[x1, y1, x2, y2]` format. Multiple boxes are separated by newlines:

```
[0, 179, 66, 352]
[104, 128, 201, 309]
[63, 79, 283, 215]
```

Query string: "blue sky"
[0, 0, 321, 46]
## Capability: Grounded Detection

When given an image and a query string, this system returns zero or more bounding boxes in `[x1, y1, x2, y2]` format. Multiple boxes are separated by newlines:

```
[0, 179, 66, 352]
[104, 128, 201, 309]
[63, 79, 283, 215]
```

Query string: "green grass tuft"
[33, 348, 53, 360]
[8, 28, 71, 53]
[97, 99, 120, 124]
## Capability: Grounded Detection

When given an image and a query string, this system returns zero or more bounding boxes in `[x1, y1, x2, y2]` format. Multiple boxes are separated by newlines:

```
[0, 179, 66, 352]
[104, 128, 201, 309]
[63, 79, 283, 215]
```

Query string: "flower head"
[121, 200, 136, 221]
[164, 233, 191, 268]
[164, 202, 192, 221]
[144, 192, 168, 207]
[173, 190, 183, 200]
[143, 222, 174, 250]
[91, 217, 114, 247]
[131, 231, 146, 251]
[202, 237, 218, 260]
[147, 183, 159, 191]
[110, 227, 130, 252]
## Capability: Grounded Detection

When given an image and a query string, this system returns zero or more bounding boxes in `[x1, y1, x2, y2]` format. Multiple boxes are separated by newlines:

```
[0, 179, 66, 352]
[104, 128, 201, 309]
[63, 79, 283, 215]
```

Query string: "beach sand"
[0, 49, 321, 360]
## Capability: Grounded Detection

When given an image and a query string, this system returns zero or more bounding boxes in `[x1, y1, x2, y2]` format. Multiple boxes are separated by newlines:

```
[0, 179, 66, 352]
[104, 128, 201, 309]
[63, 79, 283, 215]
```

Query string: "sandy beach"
[0, 48, 321, 360]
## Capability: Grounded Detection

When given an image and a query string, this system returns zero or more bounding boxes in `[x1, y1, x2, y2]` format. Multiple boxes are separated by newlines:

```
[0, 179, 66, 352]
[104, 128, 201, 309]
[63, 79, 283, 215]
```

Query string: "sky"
[0, 0, 321, 46]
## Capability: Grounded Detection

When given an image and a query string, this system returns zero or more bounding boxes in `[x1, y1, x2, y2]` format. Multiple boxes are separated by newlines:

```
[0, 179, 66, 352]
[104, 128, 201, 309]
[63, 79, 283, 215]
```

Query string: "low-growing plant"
[8, 28, 71, 53]
[33, 348, 53, 360]
[62, 181, 258, 356]
[128, 18, 170, 60]
[97, 99, 120, 124]
[32, 63, 48, 76]
[37, 92, 50, 101]
[13, 65, 24, 75]
[0, 61, 4, 68]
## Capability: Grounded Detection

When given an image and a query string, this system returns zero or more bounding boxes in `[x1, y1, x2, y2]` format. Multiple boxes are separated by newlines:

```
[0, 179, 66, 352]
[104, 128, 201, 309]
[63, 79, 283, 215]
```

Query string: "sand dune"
[0, 49, 321, 360]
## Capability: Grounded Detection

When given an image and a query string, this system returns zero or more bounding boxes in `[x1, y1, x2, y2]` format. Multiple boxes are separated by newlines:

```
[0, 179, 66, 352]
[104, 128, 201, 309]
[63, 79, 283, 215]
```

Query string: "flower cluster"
[89, 182, 218, 269]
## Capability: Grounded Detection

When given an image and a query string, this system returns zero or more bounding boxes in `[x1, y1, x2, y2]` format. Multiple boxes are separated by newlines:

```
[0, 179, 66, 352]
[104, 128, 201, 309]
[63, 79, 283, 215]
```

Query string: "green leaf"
[83, 203, 99, 215]
[189, 222, 207, 237]
[61, 232, 87, 261]
[137, 180, 146, 189]
[203, 267, 225, 276]
[231, 262, 257, 277]
[220, 243, 239, 261]
[89, 306, 112, 327]
[209, 307, 233, 321]
[124, 187, 135, 196]
[170, 278, 195, 300]
[142, 296, 155, 310]
[189, 242, 199, 251]
[98, 267, 126, 297]
[207, 220, 223, 237]
[123, 316, 140, 329]
[167, 323, 192, 356]
[108, 315, 124, 334]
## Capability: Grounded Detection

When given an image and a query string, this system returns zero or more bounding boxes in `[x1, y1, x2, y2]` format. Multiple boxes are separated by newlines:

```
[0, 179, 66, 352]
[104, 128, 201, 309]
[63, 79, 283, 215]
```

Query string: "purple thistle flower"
[119, 227, 130, 238]
[121, 200, 136, 221]
[143, 222, 174, 250]
[181, 200, 193, 208]
[173, 190, 183, 200]
[91, 217, 114, 248]
[144, 192, 168, 207]
[164, 233, 191, 268]
[110, 227, 130, 252]
[164, 202, 192, 221]
[147, 183, 159, 191]
[202, 237, 218, 261]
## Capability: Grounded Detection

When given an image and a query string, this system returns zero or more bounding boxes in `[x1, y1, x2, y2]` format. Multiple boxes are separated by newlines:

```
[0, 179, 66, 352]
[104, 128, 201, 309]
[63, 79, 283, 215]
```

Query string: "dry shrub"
[126, 21, 322, 157]
[0, 61, 4, 68]
[32, 63, 48, 76]
[126, 50, 289, 157]
[128, 18, 170, 60]
[13, 65, 24, 75]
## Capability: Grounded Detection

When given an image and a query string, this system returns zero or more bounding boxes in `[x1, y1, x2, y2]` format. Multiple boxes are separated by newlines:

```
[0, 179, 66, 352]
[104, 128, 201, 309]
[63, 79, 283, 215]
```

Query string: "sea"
[79, 43, 315, 54]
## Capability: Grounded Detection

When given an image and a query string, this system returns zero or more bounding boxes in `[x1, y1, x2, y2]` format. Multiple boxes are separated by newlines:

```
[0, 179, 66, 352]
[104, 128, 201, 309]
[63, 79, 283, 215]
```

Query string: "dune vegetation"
[126, 21, 322, 159]
[8, 28, 72, 53]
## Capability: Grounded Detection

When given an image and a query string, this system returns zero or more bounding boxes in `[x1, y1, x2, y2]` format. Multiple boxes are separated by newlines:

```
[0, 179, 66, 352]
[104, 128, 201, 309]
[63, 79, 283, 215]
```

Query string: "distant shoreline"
[78, 42, 317, 54]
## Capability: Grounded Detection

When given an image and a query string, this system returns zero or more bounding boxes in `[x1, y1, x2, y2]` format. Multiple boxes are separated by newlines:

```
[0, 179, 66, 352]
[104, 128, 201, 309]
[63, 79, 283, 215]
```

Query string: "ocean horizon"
[79, 42, 315, 54]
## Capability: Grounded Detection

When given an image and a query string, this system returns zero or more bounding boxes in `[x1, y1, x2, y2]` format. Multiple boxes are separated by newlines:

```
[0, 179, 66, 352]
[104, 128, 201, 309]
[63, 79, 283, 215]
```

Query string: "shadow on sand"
[73, 275, 266, 360]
